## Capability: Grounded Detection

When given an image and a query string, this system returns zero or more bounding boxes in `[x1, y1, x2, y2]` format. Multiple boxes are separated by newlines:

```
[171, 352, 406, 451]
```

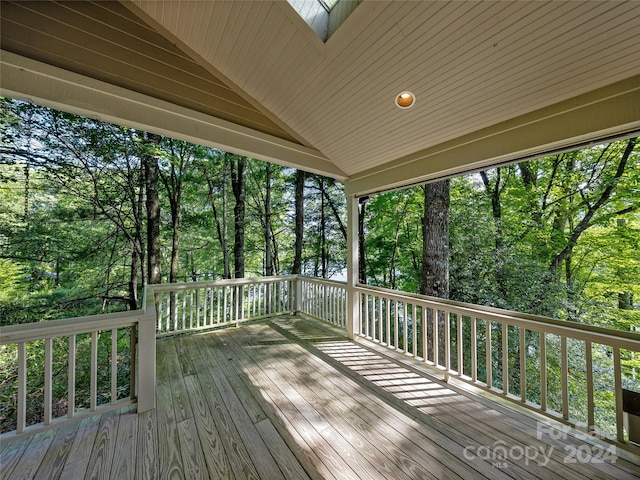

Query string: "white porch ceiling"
[2, 0, 640, 195]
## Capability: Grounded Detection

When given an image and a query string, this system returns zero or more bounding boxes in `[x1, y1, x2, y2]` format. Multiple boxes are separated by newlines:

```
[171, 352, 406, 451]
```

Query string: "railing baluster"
[90, 331, 98, 411]
[471, 317, 477, 382]
[386, 298, 391, 348]
[189, 290, 194, 330]
[585, 340, 594, 431]
[111, 328, 118, 404]
[457, 315, 463, 376]
[165, 293, 170, 332]
[540, 331, 547, 411]
[394, 301, 400, 350]
[613, 346, 624, 442]
[364, 294, 370, 339]
[486, 320, 492, 389]
[502, 323, 508, 395]
[378, 296, 383, 342]
[17, 342, 26, 434]
[157, 294, 162, 332]
[412, 304, 417, 358]
[173, 292, 178, 332]
[520, 327, 526, 403]
[403, 302, 408, 354]
[444, 311, 451, 378]
[202, 288, 207, 328]
[194, 289, 200, 328]
[182, 291, 187, 331]
[68, 334, 76, 418]
[433, 310, 439, 367]
[44, 337, 52, 425]
[224, 287, 229, 323]
[561, 336, 568, 420]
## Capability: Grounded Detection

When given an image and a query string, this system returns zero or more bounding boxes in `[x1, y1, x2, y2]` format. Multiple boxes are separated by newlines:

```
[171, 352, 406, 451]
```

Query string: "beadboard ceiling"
[2, 0, 640, 195]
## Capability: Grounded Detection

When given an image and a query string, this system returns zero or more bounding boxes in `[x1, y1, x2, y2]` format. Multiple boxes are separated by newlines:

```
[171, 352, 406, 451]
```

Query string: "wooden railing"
[297, 276, 347, 329]
[153, 276, 294, 337]
[0, 293, 155, 442]
[354, 284, 640, 447]
[3, 275, 638, 450]
[0, 276, 298, 440]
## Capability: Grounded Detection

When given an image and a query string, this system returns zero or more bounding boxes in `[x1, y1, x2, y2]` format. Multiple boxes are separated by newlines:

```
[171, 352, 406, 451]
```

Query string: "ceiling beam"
[1, 51, 347, 180]
[345, 75, 640, 197]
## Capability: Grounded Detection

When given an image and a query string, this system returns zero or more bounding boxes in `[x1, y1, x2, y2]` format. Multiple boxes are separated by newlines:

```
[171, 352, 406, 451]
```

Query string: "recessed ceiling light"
[395, 91, 415, 109]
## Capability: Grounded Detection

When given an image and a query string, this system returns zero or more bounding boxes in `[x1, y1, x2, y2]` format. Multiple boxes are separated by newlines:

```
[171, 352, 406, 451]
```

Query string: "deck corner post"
[293, 275, 302, 314]
[346, 193, 359, 339]
[137, 291, 157, 413]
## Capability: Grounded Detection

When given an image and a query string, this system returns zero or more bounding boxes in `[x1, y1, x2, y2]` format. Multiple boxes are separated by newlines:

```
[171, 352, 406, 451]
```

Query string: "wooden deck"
[2, 316, 639, 479]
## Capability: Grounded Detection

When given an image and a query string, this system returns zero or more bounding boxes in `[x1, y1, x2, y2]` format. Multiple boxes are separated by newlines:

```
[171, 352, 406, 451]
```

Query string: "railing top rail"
[355, 284, 640, 348]
[297, 275, 347, 287]
[147, 275, 294, 293]
[0, 309, 146, 344]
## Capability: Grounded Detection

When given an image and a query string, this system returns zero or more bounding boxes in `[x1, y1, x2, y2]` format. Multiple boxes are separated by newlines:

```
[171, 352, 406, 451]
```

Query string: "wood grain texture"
[135, 409, 158, 480]
[110, 411, 138, 479]
[83, 411, 119, 480]
[32, 422, 79, 479]
[4, 429, 55, 480]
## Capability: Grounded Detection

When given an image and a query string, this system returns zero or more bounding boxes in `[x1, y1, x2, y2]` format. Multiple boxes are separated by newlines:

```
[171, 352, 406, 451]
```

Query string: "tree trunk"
[420, 180, 450, 298]
[169, 201, 181, 284]
[231, 155, 246, 278]
[204, 160, 231, 279]
[619, 292, 633, 310]
[144, 133, 162, 284]
[480, 168, 503, 249]
[264, 163, 274, 276]
[292, 169, 305, 274]
[222, 159, 230, 279]
[319, 177, 328, 278]
[128, 245, 138, 310]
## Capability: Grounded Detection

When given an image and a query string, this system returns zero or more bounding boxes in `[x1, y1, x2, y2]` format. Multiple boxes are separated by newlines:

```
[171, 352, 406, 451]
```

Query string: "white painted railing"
[0, 293, 156, 442]
[354, 284, 640, 447]
[153, 276, 294, 336]
[3, 275, 637, 451]
[297, 276, 347, 329]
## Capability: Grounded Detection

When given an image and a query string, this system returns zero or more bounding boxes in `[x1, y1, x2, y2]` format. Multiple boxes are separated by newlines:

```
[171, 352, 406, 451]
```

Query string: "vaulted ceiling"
[2, 0, 639, 196]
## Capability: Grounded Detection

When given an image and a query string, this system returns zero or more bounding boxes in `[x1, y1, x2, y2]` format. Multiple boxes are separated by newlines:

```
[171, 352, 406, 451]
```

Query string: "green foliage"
[363, 139, 640, 331]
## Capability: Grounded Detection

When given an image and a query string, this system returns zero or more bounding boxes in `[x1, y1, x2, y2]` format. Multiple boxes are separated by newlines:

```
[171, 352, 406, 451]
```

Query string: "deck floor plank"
[267, 321, 508, 480]
[0, 432, 32, 478]
[182, 372, 236, 479]
[233, 329, 422, 480]
[199, 334, 288, 480]
[58, 415, 102, 480]
[33, 421, 79, 480]
[189, 335, 262, 480]
[5, 428, 55, 480]
[236, 329, 459, 480]
[212, 330, 360, 480]
[318, 334, 640, 480]
[164, 338, 194, 423]
[156, 372, 186, 479]
[254, 418, 313, 480]
[177, 417, 208, 479]
[110, 410, 138, 480]
[83, 409, 120, 480]
[3, 316, 639, 479]
[135, 408, 158, 480]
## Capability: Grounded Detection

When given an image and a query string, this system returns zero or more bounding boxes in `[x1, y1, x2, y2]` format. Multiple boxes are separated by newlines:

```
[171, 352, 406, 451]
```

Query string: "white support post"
[346, 194, 359, 339]
[137, 293, 156, 413]
[294, 276, 302, 314]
